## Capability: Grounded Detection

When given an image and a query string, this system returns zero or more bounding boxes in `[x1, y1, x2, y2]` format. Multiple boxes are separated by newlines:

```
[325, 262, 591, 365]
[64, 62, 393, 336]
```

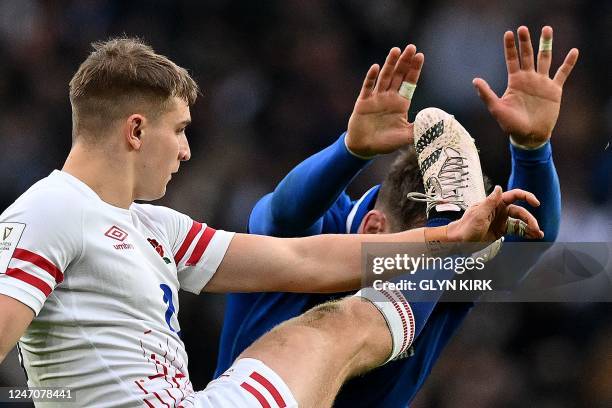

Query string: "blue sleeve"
[506, 141, 561, 243]
[248, 132, 371, 236]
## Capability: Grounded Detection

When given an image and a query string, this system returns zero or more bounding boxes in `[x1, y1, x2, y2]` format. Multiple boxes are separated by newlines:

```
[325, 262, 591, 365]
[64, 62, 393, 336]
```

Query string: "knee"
[294, 297, 385, 347]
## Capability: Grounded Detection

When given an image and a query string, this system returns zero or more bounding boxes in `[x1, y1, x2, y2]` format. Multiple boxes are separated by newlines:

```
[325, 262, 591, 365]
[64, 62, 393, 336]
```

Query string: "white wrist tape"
[399, 81, 416, 100]
[510, 134, 548, 150]
[353, 287, 415, 364]
[539, 37, 552, 52]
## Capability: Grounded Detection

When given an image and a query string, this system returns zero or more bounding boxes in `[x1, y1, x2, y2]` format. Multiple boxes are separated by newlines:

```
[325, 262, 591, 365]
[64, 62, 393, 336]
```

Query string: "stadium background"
[0, 0, 609, 406]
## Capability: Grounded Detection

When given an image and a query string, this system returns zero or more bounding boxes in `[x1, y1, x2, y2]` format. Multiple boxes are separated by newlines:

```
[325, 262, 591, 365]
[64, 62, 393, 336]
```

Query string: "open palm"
[473, 26, 578, 147]
[346, 45, 424, 157]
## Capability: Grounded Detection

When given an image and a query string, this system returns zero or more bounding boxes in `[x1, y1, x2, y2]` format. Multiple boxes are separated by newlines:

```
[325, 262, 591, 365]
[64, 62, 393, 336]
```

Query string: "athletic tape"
[506, 217, 527, 237]
[539, 37, 552, 52]
[399, 81, 416, 100]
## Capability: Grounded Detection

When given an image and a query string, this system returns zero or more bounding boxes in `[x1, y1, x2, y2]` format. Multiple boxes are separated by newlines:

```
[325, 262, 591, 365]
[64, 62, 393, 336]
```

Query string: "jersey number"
[160, 284, 182, 338]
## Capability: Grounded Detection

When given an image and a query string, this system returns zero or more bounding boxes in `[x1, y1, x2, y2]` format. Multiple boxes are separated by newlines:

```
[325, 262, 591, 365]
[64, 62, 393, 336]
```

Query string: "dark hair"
[375, 146, 427, 232]
[69, 37, 199, 141]
[375, 146, 493, 232]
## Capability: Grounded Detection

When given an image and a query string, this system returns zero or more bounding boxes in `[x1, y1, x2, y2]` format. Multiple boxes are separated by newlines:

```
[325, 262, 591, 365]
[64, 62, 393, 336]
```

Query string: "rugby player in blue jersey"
[216, 26, 578, 407]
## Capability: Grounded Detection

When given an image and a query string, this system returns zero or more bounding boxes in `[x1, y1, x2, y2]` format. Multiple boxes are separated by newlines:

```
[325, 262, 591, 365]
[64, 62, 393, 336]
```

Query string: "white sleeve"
[0, 190, 82, 315]
[145, 205, 234, 294]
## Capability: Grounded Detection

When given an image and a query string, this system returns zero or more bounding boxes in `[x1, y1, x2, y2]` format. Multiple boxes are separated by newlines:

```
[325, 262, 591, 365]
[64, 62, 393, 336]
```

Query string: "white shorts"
[194, 358, 298, 408]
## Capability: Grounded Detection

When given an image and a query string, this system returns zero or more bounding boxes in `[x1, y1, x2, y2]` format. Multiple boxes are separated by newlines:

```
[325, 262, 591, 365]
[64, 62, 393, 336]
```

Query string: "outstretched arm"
[507, 141, 559, 242]
[251, 135, 370, 236]
[473, 26, 579, 242]
[207, 187, 543, 293]
[251, 46, 424, 236]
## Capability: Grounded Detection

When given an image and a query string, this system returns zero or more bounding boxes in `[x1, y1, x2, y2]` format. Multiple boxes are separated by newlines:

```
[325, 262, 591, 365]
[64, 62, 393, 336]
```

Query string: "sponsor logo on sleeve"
[0, 223, 26, 273]
[3, 227, 13, 240]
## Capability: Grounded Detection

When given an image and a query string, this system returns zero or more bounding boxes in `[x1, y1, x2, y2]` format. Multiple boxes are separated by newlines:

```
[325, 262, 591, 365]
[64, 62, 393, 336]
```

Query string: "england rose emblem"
[147, 238, 172, 264]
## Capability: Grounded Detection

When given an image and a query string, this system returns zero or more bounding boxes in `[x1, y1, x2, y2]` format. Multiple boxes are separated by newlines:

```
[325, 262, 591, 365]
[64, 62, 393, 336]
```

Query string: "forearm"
[206, 227, 438, 293]
[0, 294, 34, 365]
[507, 140, 561, 242]
[268, 133, 371, 233]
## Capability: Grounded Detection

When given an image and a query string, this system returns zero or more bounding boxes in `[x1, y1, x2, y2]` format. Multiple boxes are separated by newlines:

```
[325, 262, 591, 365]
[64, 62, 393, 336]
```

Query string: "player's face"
[136, 97, 191, 200]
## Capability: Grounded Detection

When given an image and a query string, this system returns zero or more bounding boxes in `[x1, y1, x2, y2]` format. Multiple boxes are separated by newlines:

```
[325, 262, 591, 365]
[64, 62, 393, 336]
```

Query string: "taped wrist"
[510, 134, 548, 150]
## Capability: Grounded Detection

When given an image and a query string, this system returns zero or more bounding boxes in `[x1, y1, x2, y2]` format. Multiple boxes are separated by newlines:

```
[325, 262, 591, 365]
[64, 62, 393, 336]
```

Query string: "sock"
[355, 216, 461, 363]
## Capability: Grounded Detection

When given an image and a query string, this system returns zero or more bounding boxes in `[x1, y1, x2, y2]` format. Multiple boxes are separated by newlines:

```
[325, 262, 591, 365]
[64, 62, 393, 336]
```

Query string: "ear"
[358, 210, 388, 234]
[125, 114, 145, 150]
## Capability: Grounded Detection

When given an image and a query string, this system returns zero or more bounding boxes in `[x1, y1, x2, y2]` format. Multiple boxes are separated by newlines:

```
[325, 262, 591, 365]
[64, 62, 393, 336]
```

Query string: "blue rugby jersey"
[216, 133, 560, 407]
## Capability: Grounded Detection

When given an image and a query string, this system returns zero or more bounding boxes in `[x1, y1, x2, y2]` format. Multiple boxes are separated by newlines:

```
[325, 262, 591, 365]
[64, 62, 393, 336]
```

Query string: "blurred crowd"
[0, 0, 609, 407]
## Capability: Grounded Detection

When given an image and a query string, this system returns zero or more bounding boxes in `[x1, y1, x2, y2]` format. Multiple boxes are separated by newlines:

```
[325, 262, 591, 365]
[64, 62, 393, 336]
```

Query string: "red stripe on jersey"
[153, 391, 170, 408]
[185, 227, 216, 266]
[164, 389, 177, 406]
[250, 371, 287, 408]
[135, 381, 149, 394]
[240, 382, 271, 408]
[5, 268, 52, 297]
[174, 221, 203, 264]
[12, 248, 63, 284]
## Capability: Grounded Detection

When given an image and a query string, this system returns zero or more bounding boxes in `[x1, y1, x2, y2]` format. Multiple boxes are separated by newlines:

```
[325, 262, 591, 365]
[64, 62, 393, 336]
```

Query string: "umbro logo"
[104, 226, 128, 241]
[104, 226, 134, 250]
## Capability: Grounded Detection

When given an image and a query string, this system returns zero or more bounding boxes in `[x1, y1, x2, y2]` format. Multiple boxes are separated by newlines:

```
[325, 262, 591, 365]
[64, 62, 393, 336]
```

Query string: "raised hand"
[448, 186, 545, 243]
[346, 45, 424, 157]
[473, 26, 579, 148]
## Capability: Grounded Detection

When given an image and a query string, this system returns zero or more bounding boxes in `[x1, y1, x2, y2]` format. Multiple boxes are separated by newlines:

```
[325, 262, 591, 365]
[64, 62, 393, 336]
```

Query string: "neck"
[62, 142, 135, 209]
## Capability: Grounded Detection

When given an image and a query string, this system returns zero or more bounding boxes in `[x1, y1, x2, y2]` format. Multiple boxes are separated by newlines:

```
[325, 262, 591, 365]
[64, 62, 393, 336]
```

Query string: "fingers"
[375, 47, 402, 92]
[501, 188, 541, 207]
[504, 31, 520, 74]
[396, 52, 423, 103]
[506, 206, 545, 239]
[388, 45, 417, 92]
[472, 78, 499, 110]
[500, 188, 543, 239]
[483, 185, 504, 211]
[537, 26, 553, 76]
[553, 47, 579, 87]
[358, 64, 380, 99]
[404, 52, 424, 85]
[517, 26, 535, 71]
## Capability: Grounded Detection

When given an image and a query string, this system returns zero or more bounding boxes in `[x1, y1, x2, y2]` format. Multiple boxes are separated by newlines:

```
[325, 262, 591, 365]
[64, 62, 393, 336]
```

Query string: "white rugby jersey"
[0, 170, 234, 407]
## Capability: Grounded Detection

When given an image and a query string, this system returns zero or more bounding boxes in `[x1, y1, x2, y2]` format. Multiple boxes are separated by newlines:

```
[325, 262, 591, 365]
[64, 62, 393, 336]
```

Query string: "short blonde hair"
[69, 37, 199, 141]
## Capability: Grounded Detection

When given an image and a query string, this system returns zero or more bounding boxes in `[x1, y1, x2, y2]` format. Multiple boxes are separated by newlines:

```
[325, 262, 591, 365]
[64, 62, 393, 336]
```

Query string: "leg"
[239, 297, 391, 407]
[199, 108, 492, 407]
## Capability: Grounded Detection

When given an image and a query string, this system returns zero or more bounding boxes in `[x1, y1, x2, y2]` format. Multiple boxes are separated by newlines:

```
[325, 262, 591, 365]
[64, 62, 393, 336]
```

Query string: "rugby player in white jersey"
[0, 37, 551, 407]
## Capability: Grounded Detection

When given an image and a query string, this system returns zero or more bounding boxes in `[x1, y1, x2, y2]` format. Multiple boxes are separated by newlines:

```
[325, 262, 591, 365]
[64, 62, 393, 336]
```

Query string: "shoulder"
[132, 204, 202, 253]
[131, 204, 191, 231]
[1, 173, 85, 229]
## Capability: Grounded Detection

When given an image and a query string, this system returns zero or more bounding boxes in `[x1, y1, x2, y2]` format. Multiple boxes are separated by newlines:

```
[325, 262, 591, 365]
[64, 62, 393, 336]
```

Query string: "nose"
[178, 133, 191, 162]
